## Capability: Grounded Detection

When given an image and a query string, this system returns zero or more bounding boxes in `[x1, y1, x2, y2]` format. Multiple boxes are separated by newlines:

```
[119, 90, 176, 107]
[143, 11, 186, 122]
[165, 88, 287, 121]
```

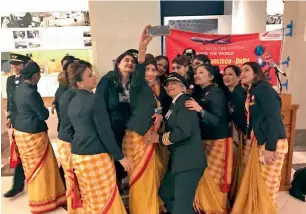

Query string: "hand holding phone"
[147, 26, 170, 37]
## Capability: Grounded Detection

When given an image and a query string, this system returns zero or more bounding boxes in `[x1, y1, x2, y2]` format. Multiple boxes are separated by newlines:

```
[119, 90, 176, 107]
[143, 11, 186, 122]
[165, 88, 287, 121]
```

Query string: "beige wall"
[282, 1, 306, 129]
[89, 0, 161, 78]
[231, 0, 267, 34]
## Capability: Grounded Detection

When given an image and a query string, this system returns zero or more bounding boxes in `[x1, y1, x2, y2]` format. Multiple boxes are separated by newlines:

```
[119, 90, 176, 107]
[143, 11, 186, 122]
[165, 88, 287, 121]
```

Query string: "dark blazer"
[228, 84, 247, 134]
[58, 88, 76, 143]
[96, 71, 131, 147]
[6, 74, 24, 127]
[14, 82, 49, 133]
[193, 84, 231, 140]
[158, 84, 172, 117]
[248, 81, 286, 151]
[68, 89, 123, 160]
[126, 64, 158, 136]
[162, 94, 207, 174]
[53, 84, 69, 131]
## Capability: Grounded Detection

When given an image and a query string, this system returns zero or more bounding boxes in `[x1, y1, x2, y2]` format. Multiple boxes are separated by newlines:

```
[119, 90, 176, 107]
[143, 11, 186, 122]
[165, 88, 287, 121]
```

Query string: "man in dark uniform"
[4, 53, 30, 198]
[145, 72, 207, 214]
[183, 48, 196, 93]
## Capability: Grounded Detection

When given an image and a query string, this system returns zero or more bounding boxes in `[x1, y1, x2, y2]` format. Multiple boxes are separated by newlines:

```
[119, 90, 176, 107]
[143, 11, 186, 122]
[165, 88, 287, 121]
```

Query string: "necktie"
[165, 103, 174, 120]
[245, 89, 251, 137]
[15, 77, 20, 85]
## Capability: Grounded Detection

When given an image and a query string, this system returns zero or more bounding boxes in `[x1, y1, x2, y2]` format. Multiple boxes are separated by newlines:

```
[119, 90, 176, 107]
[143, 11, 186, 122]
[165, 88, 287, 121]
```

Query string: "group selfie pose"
[4, 24, 288, 214]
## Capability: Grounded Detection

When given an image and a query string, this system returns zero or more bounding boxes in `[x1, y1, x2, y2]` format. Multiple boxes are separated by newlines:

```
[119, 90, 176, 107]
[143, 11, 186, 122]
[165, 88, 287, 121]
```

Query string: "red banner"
[165, 29, 283, 86]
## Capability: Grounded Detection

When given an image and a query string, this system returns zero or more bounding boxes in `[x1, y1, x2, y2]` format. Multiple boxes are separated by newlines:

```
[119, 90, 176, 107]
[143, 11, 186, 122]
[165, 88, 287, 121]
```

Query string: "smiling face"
[240, 64, 255, 86]
[191, 58, 203, 70]
[165, 81, 184, 98]
[11, 63, 24, 74]
[145, 64, 158, 84]
[172, 63, 189, 78]
[194, 66, 213, 87]
[77, 67, 97, 91]
[223, 66, 240, 88]
[117, 55, 136, 73]
[157, 58, 169, 76]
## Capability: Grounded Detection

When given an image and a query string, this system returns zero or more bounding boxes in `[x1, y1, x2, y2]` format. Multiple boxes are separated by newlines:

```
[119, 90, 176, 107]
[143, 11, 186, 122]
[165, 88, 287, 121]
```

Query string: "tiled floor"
[1, 177, 66, 214]
[1, 174, 306, 214]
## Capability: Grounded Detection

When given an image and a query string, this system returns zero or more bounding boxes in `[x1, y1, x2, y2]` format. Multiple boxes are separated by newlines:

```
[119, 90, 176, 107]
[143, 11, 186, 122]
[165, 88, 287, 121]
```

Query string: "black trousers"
[160, 169, 204, 214]
[159, 170, 175, 212]
[114, 131, 127, 187]
[12, 162, 66, 190]
[12, 162, 25, 190]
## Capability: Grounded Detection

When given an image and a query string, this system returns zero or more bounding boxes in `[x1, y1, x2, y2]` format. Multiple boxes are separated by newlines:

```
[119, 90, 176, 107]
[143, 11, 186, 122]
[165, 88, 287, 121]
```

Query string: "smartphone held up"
[147, 26, 170, 37]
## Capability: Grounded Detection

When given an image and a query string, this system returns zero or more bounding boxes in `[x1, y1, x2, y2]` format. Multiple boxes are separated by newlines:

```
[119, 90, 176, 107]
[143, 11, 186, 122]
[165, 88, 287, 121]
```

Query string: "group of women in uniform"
[12, 25, 288, 214]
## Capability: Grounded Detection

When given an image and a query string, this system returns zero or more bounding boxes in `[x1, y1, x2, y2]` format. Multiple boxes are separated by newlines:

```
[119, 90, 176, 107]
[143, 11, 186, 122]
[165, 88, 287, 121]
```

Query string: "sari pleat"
[9, 129, 22, 168]
[231, 133, 288, 214]
[194, 138, 233, 214]
[72, 153, 127, 214]
[229, 131, 245, 207]
[57, 139, 82, 214]
[122, 130, 163, 214]
[14, 130, 66, 214]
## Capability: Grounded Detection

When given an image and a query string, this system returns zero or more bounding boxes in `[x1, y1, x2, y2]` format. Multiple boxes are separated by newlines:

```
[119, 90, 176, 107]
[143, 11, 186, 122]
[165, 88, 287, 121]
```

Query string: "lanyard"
[245, 87, 251, 134]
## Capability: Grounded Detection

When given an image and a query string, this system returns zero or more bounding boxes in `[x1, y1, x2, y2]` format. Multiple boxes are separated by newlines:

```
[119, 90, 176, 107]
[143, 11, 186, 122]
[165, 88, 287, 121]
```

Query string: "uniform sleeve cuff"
[265, 141, 277, 151]
[136, 63, 146, 68]
[200, 109, 205, 118]
[114, 152, 124, 161]
[158, 121, 165, 134]
[162, 132, 172, 146]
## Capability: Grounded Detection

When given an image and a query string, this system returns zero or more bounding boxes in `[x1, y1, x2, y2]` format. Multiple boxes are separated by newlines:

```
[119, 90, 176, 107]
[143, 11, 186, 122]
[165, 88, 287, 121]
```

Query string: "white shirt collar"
[172, 93, 183, 104]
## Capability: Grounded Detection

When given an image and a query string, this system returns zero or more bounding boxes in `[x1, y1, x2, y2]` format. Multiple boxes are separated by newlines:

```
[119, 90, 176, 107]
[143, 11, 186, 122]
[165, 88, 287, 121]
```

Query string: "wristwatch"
[6, 111, 11, 120]
[199, 109, 205, 117]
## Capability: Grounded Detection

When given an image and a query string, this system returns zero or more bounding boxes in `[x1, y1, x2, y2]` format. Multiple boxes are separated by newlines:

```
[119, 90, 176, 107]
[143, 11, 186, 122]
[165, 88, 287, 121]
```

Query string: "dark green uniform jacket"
[193, 84, 231, 140]
[6, 74, 24, 127]
[14, 82, 49, 133]
[58, 88, 76, 143]
[248, 80, 286, 151]
[68, 89, 123, 160]
[126, 64, 159, 136]
[161, 93, 207, 173]
[227, 84, 247, 134]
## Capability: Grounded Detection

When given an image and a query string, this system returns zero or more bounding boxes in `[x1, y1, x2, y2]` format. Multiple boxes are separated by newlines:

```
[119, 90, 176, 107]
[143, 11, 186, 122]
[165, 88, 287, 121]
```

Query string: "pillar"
[88, 0, 161, 77]
[281, 1, 306, 130]
[231, 0, 267, 34]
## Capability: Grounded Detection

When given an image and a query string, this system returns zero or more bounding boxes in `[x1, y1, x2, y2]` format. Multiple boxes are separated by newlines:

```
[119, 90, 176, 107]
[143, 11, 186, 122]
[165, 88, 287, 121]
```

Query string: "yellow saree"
[229, 131, 246, 207]
[231, 133, 288, 214]
[194, 138, 233, 214]
[72, 153, 127, 214]
[57, 139, 82, 214]
[122, 129, 164, 214]
[14, 130, 66, 213]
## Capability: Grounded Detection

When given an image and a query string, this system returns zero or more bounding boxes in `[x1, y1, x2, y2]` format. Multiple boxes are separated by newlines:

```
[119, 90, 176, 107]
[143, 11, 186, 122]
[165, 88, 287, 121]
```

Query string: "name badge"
[119, 93, 130, 103]
[155, 107, 163, 114]
[165, 109, 172, 120]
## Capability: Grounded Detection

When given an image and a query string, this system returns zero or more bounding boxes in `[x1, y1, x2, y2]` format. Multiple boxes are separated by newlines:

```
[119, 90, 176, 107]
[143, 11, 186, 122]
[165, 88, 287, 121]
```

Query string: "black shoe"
[289, 188, 305, 202]
[3, 188, 23, 198]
